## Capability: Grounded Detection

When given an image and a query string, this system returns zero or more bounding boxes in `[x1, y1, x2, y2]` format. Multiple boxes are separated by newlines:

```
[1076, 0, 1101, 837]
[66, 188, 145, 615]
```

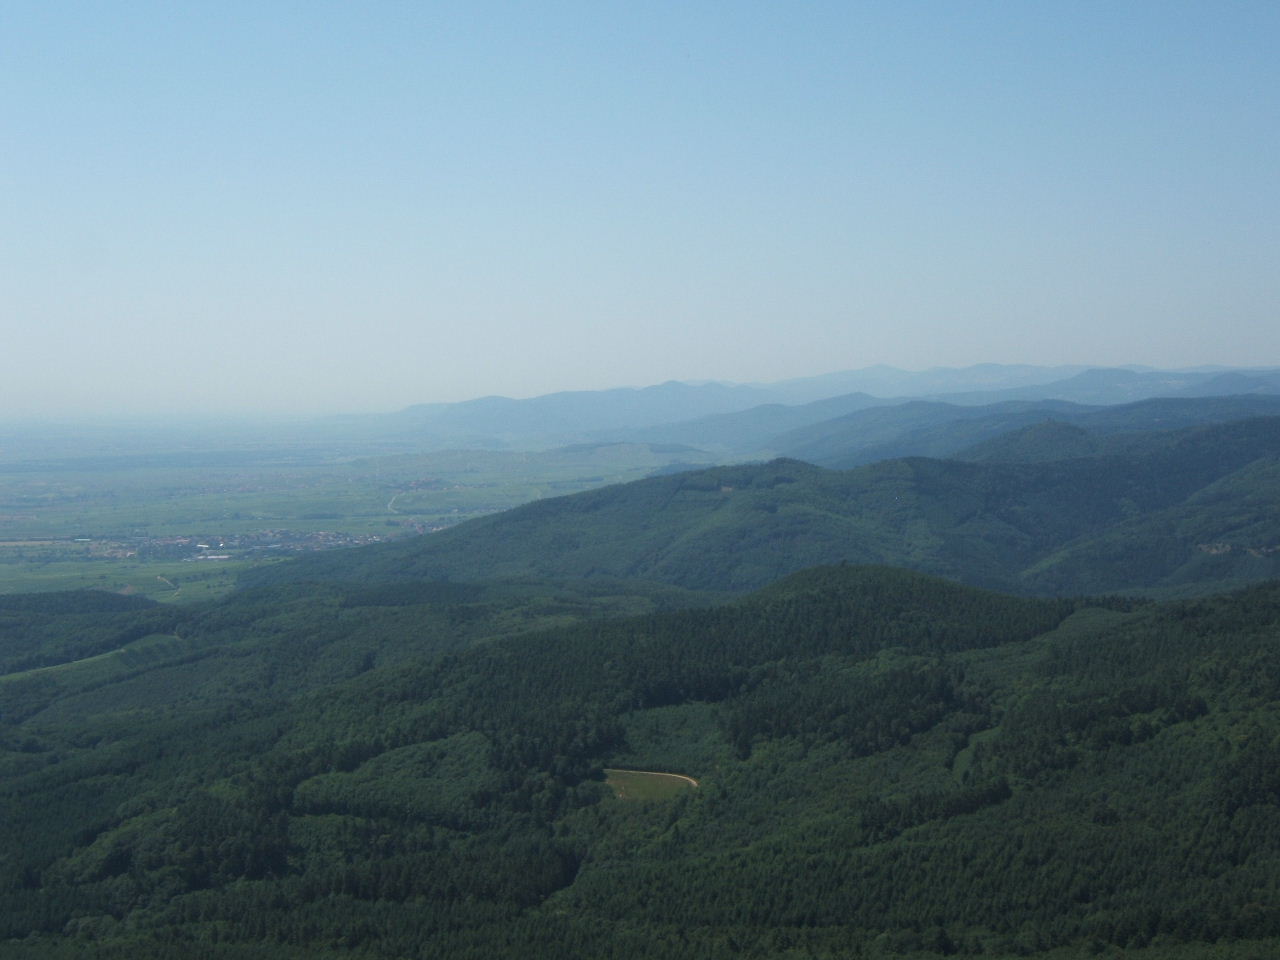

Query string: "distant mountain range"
[349, 363, 1280, 452]
[8, 364, 1278, 462]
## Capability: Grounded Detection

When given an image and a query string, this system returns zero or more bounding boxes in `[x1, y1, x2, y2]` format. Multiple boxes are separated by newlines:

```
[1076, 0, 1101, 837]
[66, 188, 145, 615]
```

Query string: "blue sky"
[3, 1, 1277, 416]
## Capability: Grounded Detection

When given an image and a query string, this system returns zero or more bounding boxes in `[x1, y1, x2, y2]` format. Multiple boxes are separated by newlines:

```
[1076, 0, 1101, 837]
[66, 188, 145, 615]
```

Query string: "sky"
[3, 1, 1278, 417]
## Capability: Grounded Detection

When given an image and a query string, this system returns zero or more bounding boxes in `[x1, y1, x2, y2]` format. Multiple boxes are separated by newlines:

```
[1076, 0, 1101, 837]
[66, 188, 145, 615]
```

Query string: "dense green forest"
[4, 413, 1280, 957]
[3, 561, 1280, 958]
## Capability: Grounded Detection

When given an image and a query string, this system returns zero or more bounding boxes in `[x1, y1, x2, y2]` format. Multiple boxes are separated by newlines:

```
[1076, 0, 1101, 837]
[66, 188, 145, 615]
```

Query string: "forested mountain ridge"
[607, 390, 1280, 464]
[956, 396, 1280, 462]
[606, 390, 888, 454]
[243, 416, 1280, 598]
[3, 565, 1280, 957]
[771, 394, 1280, 468]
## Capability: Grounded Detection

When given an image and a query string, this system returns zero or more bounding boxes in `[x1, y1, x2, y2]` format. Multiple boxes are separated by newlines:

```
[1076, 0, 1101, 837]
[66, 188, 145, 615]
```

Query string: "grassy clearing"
[604, 768, 699, 801]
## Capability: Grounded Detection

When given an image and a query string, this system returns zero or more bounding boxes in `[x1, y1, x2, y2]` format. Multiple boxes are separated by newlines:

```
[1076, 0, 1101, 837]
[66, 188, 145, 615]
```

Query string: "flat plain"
[0, 436, 704, 600]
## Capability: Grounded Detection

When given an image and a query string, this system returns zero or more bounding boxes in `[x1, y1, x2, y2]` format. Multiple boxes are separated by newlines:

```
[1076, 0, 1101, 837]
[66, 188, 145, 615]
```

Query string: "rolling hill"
[243, 416, 1280, 598]
[771, 394, 1280, 468]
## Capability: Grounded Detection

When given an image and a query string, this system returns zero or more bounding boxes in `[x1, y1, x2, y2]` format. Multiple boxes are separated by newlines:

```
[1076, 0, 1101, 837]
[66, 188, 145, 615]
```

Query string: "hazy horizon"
[2, 360, 1276, 430]
[5, 3, 1278, 417]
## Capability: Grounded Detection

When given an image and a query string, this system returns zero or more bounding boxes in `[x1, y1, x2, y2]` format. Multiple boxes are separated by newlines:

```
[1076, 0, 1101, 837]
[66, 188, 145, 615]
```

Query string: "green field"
[0, 542, 257, 601]
[0, 439, 709, 598]
[604, 768, 700, 800]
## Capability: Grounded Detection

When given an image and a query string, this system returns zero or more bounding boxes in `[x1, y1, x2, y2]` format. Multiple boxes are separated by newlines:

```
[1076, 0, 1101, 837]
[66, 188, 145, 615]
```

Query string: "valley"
[0, 441, 705, 599]
[2, 366, 1280, 958]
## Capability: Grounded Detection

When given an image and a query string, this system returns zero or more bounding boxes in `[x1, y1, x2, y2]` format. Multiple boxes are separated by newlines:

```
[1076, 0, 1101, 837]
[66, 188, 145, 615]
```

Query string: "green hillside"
[3, 565, 1280, 957]
[955, 419, 1104, 461]
[1023, 457, 1280, 596]
[773, 395, 1280, 468]
[773, 399, 1083, 466]
[244, 417, 1280, 597]
[617, 391, 887, 454]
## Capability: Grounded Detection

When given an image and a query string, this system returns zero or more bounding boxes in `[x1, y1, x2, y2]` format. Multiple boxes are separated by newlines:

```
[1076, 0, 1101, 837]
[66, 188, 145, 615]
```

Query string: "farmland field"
[0, 430, 710, 598]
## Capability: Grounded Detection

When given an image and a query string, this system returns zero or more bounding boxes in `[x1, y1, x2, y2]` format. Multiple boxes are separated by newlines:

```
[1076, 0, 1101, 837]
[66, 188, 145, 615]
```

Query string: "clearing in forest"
[604, 768, 699, 800]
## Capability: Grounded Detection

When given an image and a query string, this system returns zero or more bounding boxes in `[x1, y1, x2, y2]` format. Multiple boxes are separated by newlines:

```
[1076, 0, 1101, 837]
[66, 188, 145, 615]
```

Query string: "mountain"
[605, 391, 888, 454]
[954, 419, 1102, 461]
[14, 366, 1275, 461]
[367, 366, 1093, 450]
[1022, 456, 1280, 595]
[382, 381, 782, 448]
[758, 362, 1092, 402]
[771, 399, 1087, 466]
[603, 392, 1280, 466]
[314, 366, 1280, 454]
[4, 564, 1280, 957]
[921, 366, 1240, 406]
[773, 394, 1280, 468]
[244, 416, 1280, 598]
[956, 396, 1280, 462]
[1178, 368, 1280, 396]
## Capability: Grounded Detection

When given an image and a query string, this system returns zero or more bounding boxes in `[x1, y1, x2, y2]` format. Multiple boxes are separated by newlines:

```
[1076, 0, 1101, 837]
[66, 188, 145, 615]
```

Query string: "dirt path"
[613, 769, 699, 788]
